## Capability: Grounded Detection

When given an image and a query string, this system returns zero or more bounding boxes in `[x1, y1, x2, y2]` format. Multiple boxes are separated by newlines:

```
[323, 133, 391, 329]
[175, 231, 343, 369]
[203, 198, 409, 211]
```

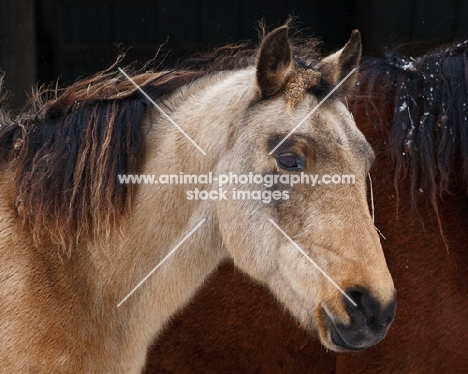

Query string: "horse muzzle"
[324, 287, 397, 351]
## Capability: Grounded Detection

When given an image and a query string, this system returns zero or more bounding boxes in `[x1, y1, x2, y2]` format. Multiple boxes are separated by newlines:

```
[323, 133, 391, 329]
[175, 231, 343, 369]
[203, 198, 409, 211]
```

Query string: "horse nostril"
[344, 287, 396, 329]
[329, 287, 396, 350]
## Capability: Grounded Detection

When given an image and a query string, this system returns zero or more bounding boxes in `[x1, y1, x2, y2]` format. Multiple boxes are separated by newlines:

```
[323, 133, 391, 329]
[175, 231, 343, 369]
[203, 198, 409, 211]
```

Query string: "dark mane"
[0, 59, 210, 252]
[0, 37, 321, 252]
[358, 40, 468, 213]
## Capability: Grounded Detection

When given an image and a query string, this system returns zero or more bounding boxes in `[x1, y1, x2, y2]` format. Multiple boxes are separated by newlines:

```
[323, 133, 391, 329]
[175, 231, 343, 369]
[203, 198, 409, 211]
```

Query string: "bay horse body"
[0, 26, 396, 373]
[144, 40, 468, 373]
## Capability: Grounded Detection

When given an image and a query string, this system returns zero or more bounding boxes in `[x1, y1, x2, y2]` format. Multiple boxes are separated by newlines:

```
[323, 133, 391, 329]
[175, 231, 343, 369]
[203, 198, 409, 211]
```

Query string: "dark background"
[1, 0, 468, 109]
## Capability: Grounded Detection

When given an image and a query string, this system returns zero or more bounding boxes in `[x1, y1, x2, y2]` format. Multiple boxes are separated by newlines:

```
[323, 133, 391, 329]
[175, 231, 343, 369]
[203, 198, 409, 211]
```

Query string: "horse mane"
[0, 58, 208, 253]
[358, 40, 468, 215]
[0, 36, 321, 253]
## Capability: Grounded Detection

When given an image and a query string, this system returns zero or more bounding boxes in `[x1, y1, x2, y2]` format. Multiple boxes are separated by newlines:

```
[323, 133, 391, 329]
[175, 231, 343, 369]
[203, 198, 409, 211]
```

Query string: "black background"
[1, 0, 468, 108]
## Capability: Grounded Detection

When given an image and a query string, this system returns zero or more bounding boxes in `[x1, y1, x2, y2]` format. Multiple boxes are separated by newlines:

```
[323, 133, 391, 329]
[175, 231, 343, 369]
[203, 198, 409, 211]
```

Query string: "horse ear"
[316, 30, 362, 97]
[256, 26, 293, 99]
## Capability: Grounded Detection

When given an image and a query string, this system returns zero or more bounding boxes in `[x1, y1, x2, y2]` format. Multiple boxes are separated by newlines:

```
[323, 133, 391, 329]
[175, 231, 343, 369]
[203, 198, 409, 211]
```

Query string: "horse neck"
[0, 69, 261, 371]
[90, 69, 258, 343]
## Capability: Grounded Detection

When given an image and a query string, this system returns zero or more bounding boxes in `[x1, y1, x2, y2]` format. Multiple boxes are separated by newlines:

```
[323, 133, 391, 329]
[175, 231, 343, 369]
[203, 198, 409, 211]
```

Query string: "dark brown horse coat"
[144, 42, 468, 373]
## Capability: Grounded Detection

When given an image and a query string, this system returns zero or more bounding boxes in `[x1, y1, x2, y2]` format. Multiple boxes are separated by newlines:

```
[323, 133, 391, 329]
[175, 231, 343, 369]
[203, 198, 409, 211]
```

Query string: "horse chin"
[327, 326, 367, 352]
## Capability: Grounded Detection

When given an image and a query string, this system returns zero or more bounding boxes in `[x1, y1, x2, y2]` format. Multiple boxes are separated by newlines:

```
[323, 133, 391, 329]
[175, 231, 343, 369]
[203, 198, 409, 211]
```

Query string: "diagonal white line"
[268, 219, 357, 307]
[117, 218, 207, 307]
[268, 68, 357, 155]
[118, 67, 207, 156]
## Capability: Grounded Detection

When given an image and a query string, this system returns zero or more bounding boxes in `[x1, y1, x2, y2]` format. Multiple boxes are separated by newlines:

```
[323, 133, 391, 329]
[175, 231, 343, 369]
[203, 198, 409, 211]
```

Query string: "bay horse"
[144, 39, 468, 372]
[0, 25, 396, 372]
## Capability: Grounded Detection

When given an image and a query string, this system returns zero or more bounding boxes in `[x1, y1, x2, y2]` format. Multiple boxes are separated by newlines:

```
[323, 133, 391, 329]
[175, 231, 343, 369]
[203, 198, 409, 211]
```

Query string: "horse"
[0, 25, 396, 373]
[144, 40, 468, 372]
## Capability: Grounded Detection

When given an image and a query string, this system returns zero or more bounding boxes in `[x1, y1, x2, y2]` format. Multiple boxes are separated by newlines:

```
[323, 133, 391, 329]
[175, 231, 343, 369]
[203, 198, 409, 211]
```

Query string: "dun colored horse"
[0, 25, 396, 373]
[144, 39, 468, 372]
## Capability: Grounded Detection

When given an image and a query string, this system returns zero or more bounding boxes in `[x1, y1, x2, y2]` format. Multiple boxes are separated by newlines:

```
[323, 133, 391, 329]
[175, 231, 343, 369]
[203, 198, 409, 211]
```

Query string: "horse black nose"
[329, 287, 396, 351]
[347, 287, 396, 328]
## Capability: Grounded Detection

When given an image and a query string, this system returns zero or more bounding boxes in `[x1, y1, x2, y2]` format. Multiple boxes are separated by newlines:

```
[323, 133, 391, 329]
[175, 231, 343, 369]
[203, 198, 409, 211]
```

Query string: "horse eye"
[276, 154, 304, 171]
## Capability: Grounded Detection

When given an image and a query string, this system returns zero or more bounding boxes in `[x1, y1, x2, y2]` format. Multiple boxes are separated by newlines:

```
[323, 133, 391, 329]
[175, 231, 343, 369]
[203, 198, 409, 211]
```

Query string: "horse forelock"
[177, 36, 328, 106]
[357, 40, 468, 222]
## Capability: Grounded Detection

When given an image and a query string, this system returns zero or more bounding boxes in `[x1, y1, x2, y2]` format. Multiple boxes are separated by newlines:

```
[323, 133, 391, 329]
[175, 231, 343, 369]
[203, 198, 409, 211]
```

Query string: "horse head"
[214, 26, 396, 352]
